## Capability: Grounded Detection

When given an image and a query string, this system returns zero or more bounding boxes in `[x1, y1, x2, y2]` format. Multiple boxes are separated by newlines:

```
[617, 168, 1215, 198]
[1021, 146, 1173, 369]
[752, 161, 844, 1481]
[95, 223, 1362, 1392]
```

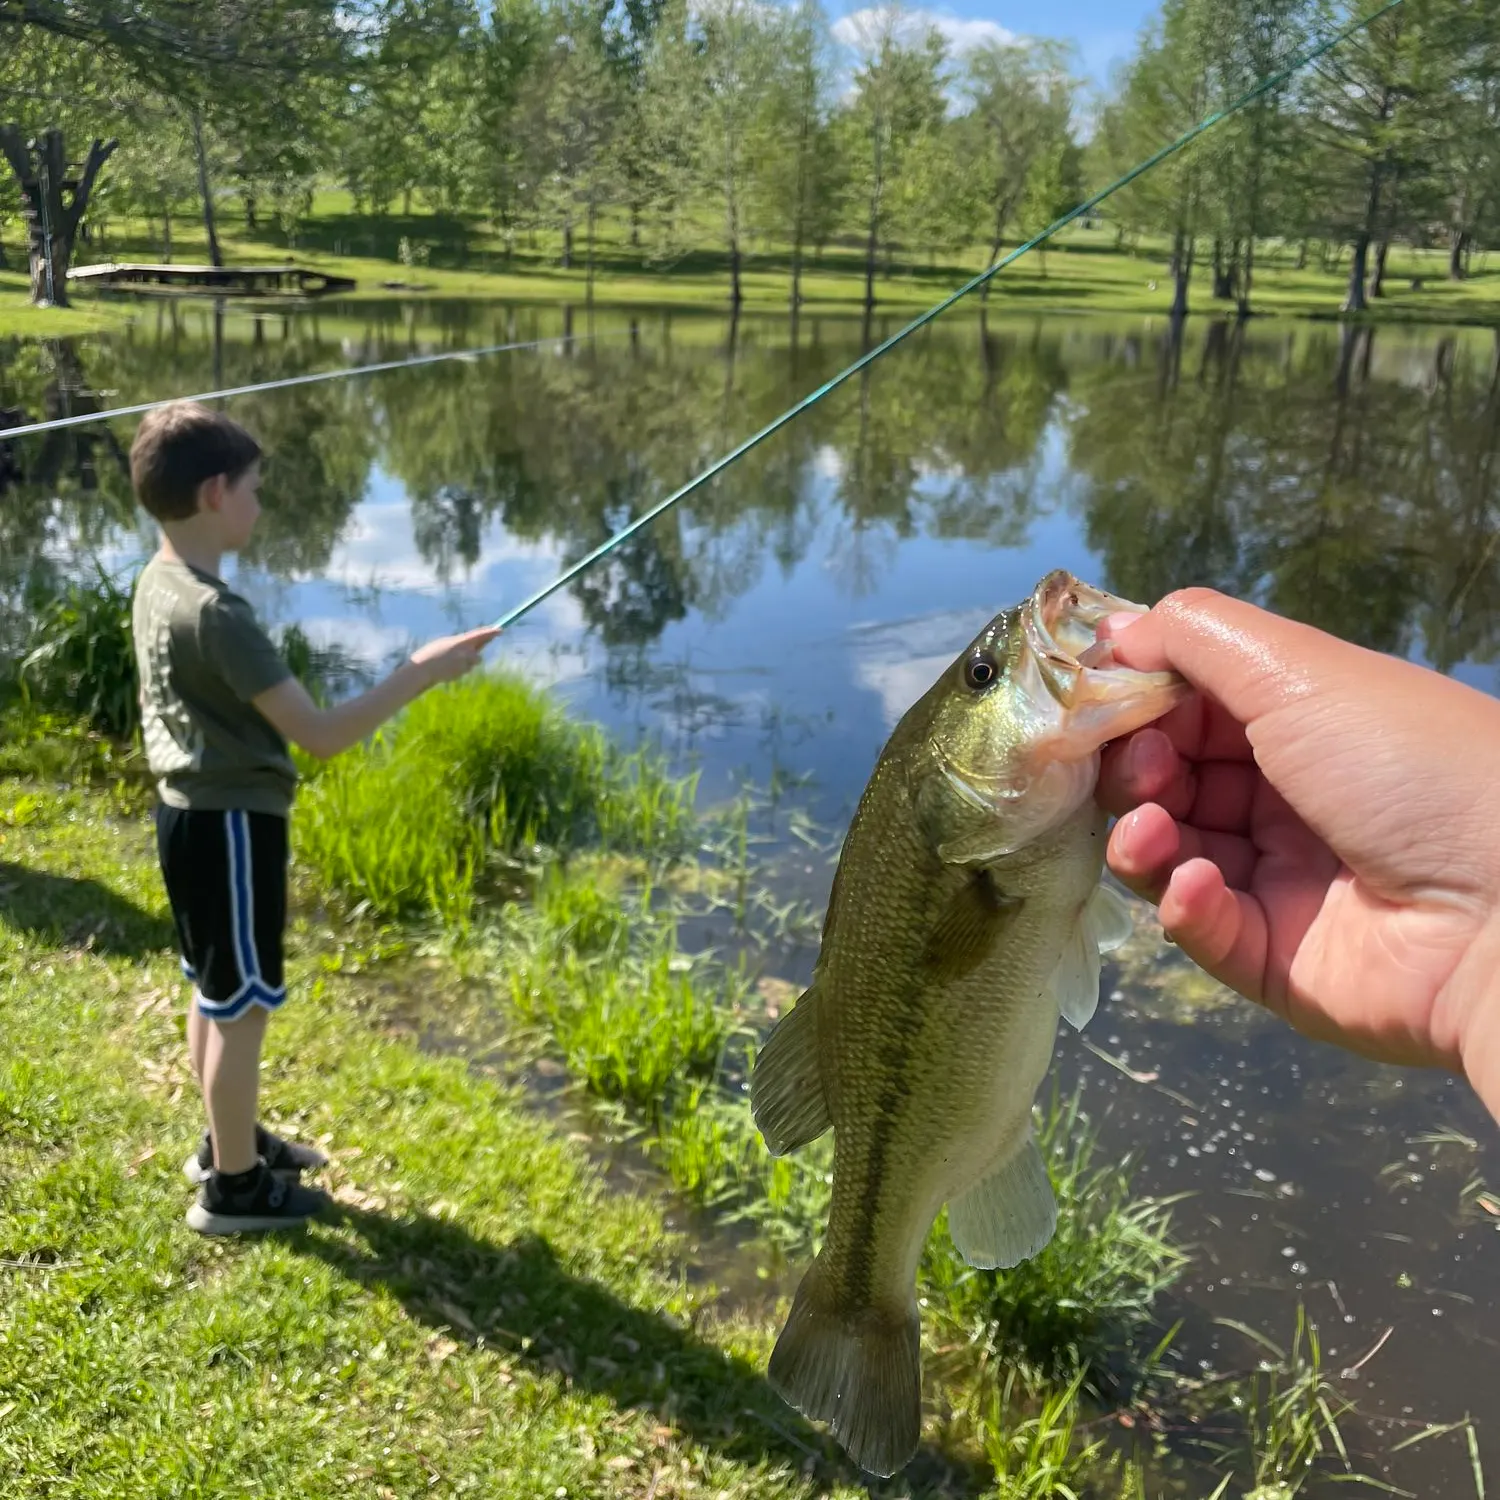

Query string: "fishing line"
[491, 0, 1403, 631]
[0, 328, 617, 443]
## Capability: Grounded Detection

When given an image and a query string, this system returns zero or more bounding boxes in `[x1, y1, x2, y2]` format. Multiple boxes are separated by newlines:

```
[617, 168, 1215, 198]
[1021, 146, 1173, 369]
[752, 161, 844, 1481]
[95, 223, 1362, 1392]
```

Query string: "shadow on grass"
[297, 1204, 988, 1498]
[0, 858, 173, 957]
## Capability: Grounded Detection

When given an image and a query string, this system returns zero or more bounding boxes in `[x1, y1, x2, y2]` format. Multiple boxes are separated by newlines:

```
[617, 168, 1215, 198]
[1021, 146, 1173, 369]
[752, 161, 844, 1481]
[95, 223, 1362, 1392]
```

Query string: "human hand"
[1094, 588, 1500, 1121]
[410, 626, 501, 685]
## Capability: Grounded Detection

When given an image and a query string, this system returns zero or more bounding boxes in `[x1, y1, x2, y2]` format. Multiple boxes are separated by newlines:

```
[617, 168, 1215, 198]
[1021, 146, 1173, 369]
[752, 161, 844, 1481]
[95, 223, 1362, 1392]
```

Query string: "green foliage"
[294, 672, 696, 919]
[11, 570, 138, 739]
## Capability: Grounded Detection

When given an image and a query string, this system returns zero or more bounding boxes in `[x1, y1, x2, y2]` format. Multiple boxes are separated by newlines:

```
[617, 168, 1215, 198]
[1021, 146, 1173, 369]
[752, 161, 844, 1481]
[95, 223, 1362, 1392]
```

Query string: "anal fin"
[947, 1136, 1058, 1270]
[751, 989, 831, 1157]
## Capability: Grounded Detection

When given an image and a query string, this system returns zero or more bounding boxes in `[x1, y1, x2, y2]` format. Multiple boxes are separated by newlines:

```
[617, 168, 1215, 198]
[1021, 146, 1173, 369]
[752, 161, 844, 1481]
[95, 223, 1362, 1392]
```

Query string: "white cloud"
[849, 607, 992, 728]
[831, 7, 1017, 56]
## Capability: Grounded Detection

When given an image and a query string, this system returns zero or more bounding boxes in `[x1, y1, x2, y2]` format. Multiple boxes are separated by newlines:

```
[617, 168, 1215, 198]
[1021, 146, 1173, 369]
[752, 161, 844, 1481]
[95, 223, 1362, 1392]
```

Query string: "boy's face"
[202, 462, 262, 549]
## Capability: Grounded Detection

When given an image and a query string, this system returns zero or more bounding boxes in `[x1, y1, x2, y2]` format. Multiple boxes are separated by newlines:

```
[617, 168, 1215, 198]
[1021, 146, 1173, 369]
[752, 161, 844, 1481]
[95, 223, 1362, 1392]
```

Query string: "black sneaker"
[182, 1125, 329, 1185]
[185, 1161, 329, 1235]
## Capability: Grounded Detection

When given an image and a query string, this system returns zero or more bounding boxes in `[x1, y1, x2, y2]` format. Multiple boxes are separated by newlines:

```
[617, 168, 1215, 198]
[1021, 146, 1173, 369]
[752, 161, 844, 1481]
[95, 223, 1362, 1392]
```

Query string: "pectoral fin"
[947, 1135, 1058, 1270]
[1046, 881, 1135, 1032]
[922, 868, 1023, 983]
[751, 989, 832, 1157]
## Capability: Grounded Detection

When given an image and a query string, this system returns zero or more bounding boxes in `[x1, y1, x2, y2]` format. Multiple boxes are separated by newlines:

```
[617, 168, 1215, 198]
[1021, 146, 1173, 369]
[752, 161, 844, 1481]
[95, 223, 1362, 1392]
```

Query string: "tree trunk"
[1296, 239, 1308, 271]
[244, 192, 257, 231]
[1212, 237, 1233, 300]
[162, 202, 173, 262]
[585, 199, 596, 304]
[190, 111, 223, 268]
[729, 236, 743, 309]
[1238, 235, 1256, 319]
[1370, 238, 1390, 300]
[1450, 228, 1470, 282]
[561, 218, 573, 270]
[1169, 228, 1193, 320]
[0, 127, 118, 308]
[790, 224, 803, 312]
[1344, 233, 1371, 313]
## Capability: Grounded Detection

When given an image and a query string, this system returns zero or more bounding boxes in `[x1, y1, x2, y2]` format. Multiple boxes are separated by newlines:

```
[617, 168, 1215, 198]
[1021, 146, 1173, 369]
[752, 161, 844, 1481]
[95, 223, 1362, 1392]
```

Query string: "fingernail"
[1121, 733, 1155, 783]
[1100, 611, 1142, 638]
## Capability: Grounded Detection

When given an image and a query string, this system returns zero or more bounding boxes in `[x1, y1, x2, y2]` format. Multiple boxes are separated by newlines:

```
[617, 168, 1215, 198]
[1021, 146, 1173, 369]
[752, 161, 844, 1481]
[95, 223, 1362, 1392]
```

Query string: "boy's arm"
[252, 626, 499, 761]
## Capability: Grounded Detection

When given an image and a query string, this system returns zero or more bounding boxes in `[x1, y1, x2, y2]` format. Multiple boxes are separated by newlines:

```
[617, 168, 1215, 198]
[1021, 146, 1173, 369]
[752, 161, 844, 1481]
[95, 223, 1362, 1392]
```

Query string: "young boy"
[130, 400, 499, 1234]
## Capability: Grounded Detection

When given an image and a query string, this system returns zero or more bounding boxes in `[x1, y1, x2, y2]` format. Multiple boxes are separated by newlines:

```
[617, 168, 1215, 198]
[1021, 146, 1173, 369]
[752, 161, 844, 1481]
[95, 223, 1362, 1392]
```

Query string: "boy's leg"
[157, 806, 328, 1231]
[202, 1005, 267, 1175]
[188, 999, 209, 1084]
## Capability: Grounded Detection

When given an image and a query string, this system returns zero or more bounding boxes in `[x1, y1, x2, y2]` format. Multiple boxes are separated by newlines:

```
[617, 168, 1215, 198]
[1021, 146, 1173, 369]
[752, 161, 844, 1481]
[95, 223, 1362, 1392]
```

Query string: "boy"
[130, 400, 499, 1234]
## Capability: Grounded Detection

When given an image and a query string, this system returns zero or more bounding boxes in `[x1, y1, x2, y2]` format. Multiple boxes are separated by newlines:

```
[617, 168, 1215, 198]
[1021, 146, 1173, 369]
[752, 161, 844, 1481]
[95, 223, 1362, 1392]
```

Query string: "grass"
[293, 673, 697, 923]
[4, 200, 1500, 336]
[0, 774, 858, 1499]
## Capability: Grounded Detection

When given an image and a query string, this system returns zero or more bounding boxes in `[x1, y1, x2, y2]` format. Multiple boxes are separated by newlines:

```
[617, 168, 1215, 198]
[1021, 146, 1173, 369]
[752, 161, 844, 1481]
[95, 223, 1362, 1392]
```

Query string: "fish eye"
[965, 653, 998, 690]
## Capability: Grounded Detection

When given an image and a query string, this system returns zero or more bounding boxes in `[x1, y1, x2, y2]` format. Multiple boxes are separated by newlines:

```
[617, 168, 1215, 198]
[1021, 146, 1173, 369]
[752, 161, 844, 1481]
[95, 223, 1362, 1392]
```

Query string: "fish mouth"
[1020, 570, 1188, 756]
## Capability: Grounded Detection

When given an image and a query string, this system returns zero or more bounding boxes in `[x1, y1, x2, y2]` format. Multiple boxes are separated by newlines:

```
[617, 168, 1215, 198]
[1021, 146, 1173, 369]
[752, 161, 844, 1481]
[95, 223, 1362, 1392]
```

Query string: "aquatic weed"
[1204, 1308, 1369, 1497]
[976, 1368, 1112, 1500]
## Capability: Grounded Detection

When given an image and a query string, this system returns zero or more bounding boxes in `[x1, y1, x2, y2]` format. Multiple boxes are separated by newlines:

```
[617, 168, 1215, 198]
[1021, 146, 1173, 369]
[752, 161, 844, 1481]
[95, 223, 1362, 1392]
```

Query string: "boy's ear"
[196, 474, 227, 513]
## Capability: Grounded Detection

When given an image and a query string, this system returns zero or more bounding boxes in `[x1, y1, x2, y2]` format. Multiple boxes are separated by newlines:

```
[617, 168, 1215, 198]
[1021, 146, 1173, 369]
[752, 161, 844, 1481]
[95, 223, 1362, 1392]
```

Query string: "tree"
[748, 0, 838, 310]
[694, 0, 781, 308]
[957, 38, 1076, 288]
[837, 4, 947, 312]
[1018, 136, 1082, 277]
[1099, 0, 1219, 319]
[515, 0, 623, 287]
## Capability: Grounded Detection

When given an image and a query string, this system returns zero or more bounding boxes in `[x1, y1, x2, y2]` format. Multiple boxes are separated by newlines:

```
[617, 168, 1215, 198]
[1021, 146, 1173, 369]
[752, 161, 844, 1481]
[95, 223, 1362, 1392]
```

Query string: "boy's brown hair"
[130, 401, 262, 522]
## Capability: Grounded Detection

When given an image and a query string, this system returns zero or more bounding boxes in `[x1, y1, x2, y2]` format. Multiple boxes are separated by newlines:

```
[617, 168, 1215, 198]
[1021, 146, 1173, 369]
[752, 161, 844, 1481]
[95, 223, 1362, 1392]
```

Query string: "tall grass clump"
[923, 1088, 1187, 1384]
[651, 1077, 833, 1256]
[9, 569, 139, 738]
[296, 673, 696, 919]
[1201, 1309, 1370, 1497]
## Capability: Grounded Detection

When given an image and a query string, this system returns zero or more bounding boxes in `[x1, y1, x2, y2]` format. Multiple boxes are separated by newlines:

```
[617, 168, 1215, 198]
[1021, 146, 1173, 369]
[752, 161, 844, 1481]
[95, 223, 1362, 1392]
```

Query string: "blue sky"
[829, 0, 1155, 93]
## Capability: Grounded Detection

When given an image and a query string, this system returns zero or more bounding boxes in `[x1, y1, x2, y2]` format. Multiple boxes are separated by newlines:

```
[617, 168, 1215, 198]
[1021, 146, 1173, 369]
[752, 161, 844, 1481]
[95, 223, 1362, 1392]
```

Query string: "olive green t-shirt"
[132, 554, 297, 816]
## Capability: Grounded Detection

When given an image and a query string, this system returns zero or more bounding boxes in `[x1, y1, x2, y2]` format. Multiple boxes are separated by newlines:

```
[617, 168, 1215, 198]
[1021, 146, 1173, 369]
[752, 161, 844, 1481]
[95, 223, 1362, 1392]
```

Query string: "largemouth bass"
[750, 570, 1186, 1477]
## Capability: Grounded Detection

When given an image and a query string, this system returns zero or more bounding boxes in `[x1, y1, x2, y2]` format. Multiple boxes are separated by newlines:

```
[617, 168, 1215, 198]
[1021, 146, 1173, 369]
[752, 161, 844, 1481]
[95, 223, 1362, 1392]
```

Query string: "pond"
[3, 298, 1498, 1494]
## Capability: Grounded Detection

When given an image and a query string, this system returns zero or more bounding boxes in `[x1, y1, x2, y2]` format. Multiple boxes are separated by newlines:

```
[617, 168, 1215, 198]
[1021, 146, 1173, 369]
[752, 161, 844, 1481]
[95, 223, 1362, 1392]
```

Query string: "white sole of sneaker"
[185, 1201, 319, 1234]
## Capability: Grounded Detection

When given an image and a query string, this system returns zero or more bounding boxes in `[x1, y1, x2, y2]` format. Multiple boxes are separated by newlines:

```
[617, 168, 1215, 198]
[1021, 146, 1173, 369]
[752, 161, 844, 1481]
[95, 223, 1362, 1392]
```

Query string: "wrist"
[399, 654, 438, 694]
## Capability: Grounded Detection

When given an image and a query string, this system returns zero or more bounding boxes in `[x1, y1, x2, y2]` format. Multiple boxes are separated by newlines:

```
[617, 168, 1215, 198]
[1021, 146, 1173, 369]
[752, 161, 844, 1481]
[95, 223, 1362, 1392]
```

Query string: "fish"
[749, 569, 1187, 1477]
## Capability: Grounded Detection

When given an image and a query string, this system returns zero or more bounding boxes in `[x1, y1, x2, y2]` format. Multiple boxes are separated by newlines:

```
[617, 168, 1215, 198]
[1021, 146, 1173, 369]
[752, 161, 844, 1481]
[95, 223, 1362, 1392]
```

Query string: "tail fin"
[767, 1254, 922, 1478]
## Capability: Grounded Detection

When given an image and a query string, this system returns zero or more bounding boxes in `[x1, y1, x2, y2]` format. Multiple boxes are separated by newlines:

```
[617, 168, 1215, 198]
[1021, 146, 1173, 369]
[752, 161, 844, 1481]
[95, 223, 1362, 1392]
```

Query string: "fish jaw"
[1022, 570, 1188, 763]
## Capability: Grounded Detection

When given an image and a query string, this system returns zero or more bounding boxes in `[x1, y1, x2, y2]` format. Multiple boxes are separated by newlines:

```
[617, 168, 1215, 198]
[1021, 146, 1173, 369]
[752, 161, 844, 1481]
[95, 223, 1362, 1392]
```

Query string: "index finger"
[1101, 588, 1331, 728]
[458, 626, 502, 650]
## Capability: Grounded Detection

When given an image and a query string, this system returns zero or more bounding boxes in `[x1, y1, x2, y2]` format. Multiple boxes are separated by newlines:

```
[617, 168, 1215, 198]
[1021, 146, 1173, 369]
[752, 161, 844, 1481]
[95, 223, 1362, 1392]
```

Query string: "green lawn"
[0, 777, 862, 1499]
[3, 202, 1498, 338]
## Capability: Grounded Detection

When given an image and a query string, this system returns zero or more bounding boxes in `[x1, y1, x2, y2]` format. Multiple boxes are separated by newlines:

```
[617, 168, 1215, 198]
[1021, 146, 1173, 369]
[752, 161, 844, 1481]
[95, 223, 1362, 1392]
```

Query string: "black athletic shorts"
[154, 805, 289, 1020]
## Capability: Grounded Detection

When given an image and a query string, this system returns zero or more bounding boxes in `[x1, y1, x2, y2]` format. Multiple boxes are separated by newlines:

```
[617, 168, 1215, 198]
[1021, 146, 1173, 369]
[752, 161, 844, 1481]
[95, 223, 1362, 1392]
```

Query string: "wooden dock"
[66, 261, 357, 300]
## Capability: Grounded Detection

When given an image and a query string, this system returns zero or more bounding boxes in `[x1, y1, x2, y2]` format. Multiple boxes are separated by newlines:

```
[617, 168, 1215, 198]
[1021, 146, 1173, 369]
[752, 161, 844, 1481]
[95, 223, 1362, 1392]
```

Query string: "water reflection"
[4, 306, 1496, 681]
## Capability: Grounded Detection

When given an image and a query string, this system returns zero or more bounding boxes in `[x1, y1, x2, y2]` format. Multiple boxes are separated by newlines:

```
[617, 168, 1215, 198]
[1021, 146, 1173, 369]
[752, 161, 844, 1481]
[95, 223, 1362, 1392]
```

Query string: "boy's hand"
[410, 626, 502, 684]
